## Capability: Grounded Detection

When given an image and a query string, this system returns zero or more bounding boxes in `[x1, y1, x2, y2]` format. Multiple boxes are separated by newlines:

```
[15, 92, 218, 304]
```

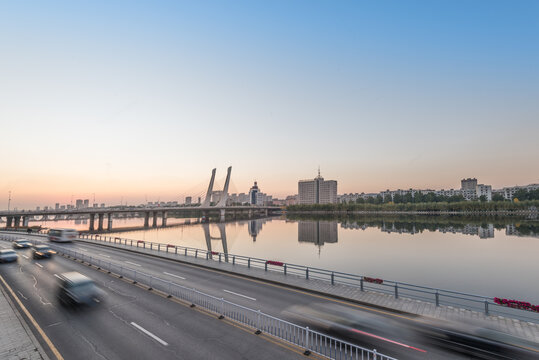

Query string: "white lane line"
[53, 274, 62, 280]
[223, 289, 256, 301]
[125, 261, 141, 267]
[35, 263, 43, 268]
[22, 255, 29, 259]
[18, 291, 28, 300]
[99, 254, 111, 258]
[130, 322, 168, 346]
[163, 272, 185, 280]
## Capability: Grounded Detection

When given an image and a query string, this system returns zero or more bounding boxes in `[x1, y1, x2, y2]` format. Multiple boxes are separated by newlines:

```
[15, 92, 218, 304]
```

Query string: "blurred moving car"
[408, 316, 539, 359]
[57, 272, 105, 307]
[0, 249, 18, 263]
[12, 239, 32, 249]
[48, 228, 78, 243]
[32, 244, 55, 259]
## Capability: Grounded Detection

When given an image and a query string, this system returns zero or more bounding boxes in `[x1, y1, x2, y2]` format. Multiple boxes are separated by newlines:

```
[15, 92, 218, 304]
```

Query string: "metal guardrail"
[71, 232, 539, 323]
[0, 233, 396, 360]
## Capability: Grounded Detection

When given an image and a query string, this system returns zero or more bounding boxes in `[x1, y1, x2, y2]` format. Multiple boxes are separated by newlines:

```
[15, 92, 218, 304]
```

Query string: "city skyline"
[1, 1, 538, 208]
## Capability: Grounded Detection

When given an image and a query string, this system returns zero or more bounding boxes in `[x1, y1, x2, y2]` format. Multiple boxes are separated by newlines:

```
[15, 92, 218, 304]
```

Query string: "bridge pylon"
[201, 167, 232, 208]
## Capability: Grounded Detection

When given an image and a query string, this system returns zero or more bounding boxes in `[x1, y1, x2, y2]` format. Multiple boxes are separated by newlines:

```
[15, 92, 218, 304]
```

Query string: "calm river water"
[22, 214, 539, 302]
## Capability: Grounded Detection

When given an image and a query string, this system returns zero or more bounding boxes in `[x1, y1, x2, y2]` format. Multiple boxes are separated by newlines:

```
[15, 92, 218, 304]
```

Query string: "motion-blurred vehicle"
[0, 249, 18, 263]
[32, 244, 55, 259]
[408, 316, 539, 359]
[12, 239, 32, 249]
[57, 272, 105, 307]
[48, 228, 78, 243]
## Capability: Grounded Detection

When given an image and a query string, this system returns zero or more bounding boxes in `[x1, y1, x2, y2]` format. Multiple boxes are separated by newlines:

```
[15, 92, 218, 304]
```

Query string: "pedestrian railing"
[0, 234, 395, 360]
[73, 232, 539, 323]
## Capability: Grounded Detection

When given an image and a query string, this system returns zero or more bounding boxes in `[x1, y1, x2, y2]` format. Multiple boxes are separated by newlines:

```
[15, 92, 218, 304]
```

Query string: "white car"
[0, 249, 18, 263]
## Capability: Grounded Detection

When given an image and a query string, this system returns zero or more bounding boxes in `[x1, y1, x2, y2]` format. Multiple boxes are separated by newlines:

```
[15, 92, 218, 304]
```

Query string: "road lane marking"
[163, 272, 185, 280]
[125, 261, 141, 267]
[54, 274, 62, 280]
[18, 291, 28, 300]
[0, 275, 64, 360]
[130, 322, 168, 346]
[22, 254, 29, 259]
[35, 263, 43, 268]
[99, 254, 111, 258]
[223, 289, 256, 301]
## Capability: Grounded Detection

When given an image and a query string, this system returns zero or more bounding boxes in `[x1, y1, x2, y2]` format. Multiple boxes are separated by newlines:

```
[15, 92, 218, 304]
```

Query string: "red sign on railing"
[211, 251, 219, 255]
[364, 277, 384, 284]
[266, 260, 284, 266]
[167, 244, 175, 248]
[137, 240, 144, 244]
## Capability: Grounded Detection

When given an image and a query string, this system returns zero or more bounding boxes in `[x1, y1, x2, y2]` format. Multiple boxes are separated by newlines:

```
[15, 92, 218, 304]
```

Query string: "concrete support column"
[22, 216, 29, 227]
[152, 212, 157, 227]
[89, 213, 95, 231]
[14, 216, 21, 228]
[219, 209, 226, 222]
[107, 213, 113, 231]
[98, 213, 104, 231]
[161, 211, 167, 227]
[144, 212, 150, 227]
[6, 216, 13, 228]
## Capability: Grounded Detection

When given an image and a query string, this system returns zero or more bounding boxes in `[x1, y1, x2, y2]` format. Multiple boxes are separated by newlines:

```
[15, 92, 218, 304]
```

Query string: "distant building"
[298, 171, 338, 204]
[185, 196, 192, 205]
[83, 199, 89, 208]
[75, 199, 83, 209]
[249, 182, 260, 205]
[501, 184, 539, 200]
[55, 203, 60, 210]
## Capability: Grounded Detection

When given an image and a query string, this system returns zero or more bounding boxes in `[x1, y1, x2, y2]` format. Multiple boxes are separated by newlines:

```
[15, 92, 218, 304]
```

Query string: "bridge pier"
[14, 216, 21, 228]
[161, 212, 167, 227]
[6, 216, 13, 228]
[89, 214, 95, 231]
[144, 212, 149, 228]
[107, 213, 113, 231]
[98, 213, 104, 231]
[22, 216, 29, 227]
[152, 212, 157, 227]
[220, 209, 226, 222]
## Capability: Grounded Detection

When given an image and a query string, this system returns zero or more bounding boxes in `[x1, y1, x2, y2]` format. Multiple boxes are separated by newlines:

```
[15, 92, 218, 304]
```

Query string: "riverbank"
[287, 200, 539, 214]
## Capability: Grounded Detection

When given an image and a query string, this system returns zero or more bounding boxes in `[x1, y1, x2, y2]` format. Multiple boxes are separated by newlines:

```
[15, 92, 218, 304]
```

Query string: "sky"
[1, 0, 538, 209]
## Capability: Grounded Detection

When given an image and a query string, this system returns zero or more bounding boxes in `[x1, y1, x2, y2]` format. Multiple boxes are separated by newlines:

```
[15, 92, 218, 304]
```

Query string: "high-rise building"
[298, 170, 338, 204]
[185, 196, 192, 205]
[75, 199, 83, 209]
[249, 181, 260, 205]
[83, 199, 89, 208]
[55, 203, 60, 210]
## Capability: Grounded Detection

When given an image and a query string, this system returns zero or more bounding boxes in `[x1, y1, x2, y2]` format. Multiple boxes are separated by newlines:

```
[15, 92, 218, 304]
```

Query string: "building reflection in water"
[247, 218, 269, 241]
[298, 221, 338, 247]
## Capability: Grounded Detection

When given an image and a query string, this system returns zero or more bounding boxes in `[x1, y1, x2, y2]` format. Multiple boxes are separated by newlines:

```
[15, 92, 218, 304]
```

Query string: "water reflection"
[298, 221, 338, 246]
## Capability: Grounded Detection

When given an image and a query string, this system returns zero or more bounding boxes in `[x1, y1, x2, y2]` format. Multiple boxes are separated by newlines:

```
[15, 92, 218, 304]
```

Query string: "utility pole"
[8, 191, 11, 212]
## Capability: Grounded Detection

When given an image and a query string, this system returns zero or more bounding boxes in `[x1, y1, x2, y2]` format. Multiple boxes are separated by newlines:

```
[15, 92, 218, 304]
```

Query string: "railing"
[0, 234, 395, 360]
[74, 233, 539, 323]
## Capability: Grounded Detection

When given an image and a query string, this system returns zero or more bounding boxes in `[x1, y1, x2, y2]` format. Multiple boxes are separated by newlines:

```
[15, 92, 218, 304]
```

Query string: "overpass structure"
[0, 167, 281, 231]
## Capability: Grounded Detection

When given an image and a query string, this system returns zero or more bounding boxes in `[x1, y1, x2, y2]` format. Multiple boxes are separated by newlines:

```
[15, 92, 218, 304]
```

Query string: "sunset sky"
[1, 1, 538, 209]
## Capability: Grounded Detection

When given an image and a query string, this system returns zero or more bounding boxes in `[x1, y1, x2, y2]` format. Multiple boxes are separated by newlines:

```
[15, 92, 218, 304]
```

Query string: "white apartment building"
[501, 184, 539, 200]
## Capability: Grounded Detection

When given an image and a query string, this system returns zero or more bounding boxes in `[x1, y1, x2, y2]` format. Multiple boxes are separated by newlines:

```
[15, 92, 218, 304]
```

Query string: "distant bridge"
[0, 167, 281, 231]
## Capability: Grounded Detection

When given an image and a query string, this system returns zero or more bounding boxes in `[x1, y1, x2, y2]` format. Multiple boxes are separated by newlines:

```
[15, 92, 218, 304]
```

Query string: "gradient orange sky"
[1, 1, 538, 209]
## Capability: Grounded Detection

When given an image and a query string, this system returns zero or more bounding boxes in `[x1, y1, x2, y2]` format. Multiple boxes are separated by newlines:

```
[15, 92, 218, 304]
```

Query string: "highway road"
[2, 234, 538, 360]
[0, 239, 308, 360]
